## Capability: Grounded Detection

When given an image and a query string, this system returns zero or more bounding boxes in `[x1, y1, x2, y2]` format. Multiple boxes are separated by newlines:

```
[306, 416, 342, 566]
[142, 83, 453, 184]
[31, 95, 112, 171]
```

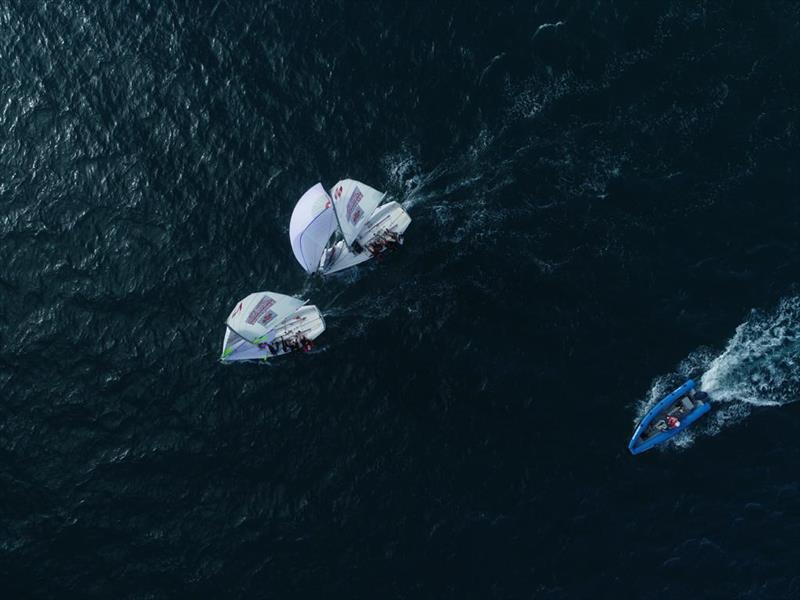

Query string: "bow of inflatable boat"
[629, 379, 711, 455]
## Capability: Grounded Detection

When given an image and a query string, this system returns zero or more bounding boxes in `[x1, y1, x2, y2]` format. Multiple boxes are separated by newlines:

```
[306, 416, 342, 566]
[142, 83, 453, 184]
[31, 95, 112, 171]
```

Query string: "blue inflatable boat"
[628, 379, 711, 455]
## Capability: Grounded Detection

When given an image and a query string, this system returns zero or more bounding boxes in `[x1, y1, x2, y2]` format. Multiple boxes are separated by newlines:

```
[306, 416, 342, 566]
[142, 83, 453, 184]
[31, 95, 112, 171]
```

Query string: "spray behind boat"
[632, 295, 800, 453]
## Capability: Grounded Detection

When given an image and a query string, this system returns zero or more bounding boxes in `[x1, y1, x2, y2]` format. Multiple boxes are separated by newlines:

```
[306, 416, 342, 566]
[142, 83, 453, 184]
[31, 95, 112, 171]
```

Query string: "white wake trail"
[640, 296, 800, 449]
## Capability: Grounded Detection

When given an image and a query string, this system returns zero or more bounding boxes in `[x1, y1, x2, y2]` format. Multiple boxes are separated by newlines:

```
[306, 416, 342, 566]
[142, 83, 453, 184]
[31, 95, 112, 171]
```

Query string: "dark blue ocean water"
[1, 1, 799, 598]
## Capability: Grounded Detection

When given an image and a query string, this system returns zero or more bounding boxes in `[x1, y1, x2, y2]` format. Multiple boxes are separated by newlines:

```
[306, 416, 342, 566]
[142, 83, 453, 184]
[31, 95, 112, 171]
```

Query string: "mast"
[330, 189, 350, 251]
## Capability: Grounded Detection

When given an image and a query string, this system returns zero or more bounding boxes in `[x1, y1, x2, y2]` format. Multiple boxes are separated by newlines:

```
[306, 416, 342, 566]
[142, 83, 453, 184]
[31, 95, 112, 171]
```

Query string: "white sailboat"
[220, 291, 325, 362]
[289, 179, 411, 275]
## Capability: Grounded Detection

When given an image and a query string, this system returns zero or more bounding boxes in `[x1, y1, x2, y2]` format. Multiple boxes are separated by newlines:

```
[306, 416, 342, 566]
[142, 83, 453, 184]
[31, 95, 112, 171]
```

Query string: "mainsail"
[329, 179, 385, 247]
[225, 291, 305, 346]
[289, 183, 337, 273]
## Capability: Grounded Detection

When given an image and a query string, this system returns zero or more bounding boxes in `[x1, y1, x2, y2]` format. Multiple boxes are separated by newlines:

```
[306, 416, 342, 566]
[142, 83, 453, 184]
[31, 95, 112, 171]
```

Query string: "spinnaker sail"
[289, 183, 337, 273]
[329, 179, 385, 247]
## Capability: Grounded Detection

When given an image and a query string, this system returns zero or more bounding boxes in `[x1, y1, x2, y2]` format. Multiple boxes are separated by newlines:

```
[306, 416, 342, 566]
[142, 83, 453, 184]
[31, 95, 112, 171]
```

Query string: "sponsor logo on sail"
[258, 310, 277, 326]
[347, 187, 364, 224]
[246, 296, 276, 325]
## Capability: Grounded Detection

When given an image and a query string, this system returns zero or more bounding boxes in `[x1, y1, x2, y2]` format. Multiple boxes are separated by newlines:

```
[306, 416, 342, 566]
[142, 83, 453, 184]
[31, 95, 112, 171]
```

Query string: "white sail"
[289, 183, 337, 273]
[329, 179, 385, 247]
[225, 291, 305, 347]
[221, 304, 326, 362]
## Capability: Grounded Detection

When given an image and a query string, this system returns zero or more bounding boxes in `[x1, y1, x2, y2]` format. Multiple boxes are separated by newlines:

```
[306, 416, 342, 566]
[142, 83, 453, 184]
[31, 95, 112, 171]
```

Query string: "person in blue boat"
[666, 415, 681, 428]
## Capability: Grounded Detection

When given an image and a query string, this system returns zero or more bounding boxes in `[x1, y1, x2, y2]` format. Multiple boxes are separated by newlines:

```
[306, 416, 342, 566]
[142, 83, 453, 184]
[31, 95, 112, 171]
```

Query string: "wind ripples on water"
[2, 1, 799, 596]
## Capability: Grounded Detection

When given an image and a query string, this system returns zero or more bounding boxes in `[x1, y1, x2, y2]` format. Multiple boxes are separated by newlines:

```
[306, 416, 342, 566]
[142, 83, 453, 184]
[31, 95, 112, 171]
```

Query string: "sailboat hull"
[321, 201, 411, 274]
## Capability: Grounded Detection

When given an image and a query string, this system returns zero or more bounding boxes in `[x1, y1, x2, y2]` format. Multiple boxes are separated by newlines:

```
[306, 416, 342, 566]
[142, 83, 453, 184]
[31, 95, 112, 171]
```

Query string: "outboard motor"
[695, 391, 709, 402]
